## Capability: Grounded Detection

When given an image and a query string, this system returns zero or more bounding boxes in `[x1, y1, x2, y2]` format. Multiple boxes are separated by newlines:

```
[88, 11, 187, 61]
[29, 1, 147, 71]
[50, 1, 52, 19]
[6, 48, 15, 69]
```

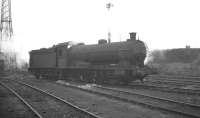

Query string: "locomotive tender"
[29, 32, 147, 84]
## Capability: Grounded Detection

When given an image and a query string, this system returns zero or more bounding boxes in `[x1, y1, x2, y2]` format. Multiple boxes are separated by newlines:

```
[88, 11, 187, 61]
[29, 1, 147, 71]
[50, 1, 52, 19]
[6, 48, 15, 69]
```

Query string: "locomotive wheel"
[121, 79, 129, 85]
[34, 74, 40, 79]
[95, 71, 105, 84]
[82, 71, 94, 83]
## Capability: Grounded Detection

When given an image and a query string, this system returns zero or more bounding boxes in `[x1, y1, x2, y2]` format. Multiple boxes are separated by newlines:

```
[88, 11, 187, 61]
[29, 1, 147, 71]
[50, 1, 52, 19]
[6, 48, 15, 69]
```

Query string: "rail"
[58, 82, 200, 118]
[0, 81, 43, 118]
[15, 80, 102, 118]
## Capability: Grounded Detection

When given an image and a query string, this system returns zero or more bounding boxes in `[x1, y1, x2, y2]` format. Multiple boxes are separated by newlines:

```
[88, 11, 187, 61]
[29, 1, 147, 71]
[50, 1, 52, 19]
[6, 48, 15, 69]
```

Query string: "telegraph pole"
[106, 2, 113, 43]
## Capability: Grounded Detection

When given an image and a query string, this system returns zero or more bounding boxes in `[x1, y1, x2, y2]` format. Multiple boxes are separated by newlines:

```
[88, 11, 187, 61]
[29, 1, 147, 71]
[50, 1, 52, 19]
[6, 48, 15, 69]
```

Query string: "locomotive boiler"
[29, 32, 147, 84]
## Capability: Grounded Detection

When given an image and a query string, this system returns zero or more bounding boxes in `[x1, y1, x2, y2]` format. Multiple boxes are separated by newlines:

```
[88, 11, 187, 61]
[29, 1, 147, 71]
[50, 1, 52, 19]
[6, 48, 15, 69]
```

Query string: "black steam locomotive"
[29, 32, 147, 84]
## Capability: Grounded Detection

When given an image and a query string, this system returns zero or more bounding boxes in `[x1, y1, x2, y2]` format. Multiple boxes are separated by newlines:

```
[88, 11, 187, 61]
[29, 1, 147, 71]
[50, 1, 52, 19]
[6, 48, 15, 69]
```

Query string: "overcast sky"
[11, 0, 200, 61]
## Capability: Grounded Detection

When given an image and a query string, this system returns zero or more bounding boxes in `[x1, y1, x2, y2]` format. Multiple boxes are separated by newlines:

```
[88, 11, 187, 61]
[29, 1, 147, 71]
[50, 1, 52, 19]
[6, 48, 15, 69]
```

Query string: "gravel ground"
[148, 75, 200, 81]
[54, 80, 200, 105]
[0, 81, 37, 118]
[104, 85, 200, 105]
[55, 81, 200, 117]
[13, 76, 192, 118]
[3, 80, 94, 118]
[144, 75, 200, 90]
[139, 81, 200, 90]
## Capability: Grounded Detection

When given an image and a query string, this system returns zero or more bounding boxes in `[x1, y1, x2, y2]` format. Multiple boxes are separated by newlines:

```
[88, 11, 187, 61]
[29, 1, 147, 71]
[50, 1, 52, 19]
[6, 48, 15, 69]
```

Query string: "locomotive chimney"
[130, 32, 136, 40]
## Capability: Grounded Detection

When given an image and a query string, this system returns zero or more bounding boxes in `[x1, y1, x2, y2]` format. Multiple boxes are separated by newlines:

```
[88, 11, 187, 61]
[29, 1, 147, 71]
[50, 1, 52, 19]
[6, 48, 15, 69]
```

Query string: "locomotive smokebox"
[130, 32, 136, 40]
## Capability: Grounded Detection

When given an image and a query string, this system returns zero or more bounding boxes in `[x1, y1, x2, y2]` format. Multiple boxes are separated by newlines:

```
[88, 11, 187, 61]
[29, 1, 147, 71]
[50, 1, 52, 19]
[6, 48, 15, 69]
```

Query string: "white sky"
[11, 0, 200, 61]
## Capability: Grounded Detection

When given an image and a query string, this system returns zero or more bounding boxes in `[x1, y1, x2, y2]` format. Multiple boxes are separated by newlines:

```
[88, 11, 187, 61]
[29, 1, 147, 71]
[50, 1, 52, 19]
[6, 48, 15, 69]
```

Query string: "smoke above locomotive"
[29, 32, 147, 84]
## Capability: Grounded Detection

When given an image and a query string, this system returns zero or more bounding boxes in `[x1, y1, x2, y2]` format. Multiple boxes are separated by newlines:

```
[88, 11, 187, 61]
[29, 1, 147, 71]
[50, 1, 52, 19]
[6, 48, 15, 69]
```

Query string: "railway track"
[146, 75, 200, 87]
[149, 74, 200, 80]
[145, 77, 200, 87]
[130, 83, 200, 95]
[0, 81, 43, 118]
[0, 80, 101, 118]
[0, 81, 40, 118]
[3, 73, 200, 118]
[57, 81, 200, 118]
[149, 78, 200, 84]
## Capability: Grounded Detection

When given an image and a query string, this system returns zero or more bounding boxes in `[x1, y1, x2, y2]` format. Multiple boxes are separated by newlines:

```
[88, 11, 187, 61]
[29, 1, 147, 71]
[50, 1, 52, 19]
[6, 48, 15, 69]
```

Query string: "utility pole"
[106, 2, 113, 43]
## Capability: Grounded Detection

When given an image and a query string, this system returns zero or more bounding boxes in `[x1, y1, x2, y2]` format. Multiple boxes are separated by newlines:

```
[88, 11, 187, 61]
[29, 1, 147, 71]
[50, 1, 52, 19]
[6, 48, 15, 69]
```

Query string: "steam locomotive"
[29, 32, 148, 84]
